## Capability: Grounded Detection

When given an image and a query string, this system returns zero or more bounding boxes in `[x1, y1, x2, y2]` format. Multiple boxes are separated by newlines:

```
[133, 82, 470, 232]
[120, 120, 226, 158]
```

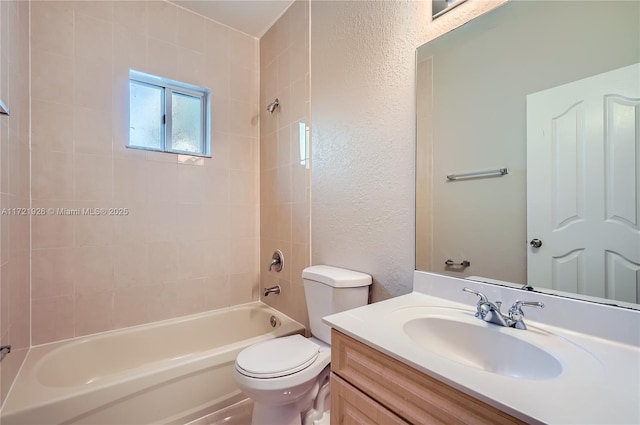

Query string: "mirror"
[416, 0, 640, 308]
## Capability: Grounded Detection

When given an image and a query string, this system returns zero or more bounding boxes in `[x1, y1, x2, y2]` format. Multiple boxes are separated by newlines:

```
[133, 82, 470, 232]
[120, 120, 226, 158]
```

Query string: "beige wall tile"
[177, 240, 208, 280]
[31, 50, 74, 105]
[148, 1, 178, 44]
[114, 1, 147, 35]
[73, 246, 114, 294]
[177, 163, 209, 204]
[74, 154, 113, 201]
[30, 1, 74, 57]
[32, 248, 75, 299]
[176, 204, 211, 241]
[28, 0, 262, 345]
[278, 125, 291, 167]
[205, 54, 230, 99]
[74, 291, 114, 336]
[114, 26, 147, 72]
[148, 38, 179, 81]
[31, 201, 75, 249]
[146, 161, 178, 203]
[276, 166, 291, 204]
[148, 242, 179, 283]
[1, 0, 30, 398]
[31, 100, 73, 153]
[230, 67, 255, 104]
[205, 241, 230, 278]
[178, 48, 206, 87]
[75, 13, 113, 62]
[210, 96, 230, 135]
[114, 283, 177, 328]
[74, 106, 113, 155]
[31, 151, 73, 200]
[0, 124, 9, 195]
[114, 158, 148, 202]
[73, 201, 115, 247]
[114, 202, 148, 245]
[147, 202, 178, 243]
[229, 100, 256, 138]
[178, 8, 205, 54]
[260, 0, 310, 320]
[229, 30, 257, 71]
[231, 170, 257, 205]
[32, 296, 74, 344]
[205, 20, 229, 59]
[207, 167, 230, 203]
[208, 202, 230, 242]
[74, 56, 112, 111]
[74, 0, 113, 21]
[229, 205, 255, 239]
[177, 278, 209, 315]
[114, 243, 149, 288]
[229, 273, 258, 305]
[229, 238, 256, 275]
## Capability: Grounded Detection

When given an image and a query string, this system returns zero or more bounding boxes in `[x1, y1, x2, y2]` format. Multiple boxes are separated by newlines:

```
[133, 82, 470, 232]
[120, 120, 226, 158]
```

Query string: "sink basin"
[403, 316, 563, 380]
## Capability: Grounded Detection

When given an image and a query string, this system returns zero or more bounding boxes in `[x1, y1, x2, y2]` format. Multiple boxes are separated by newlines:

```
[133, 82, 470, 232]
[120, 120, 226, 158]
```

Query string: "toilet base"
[251, 401, 307, 425]
[249, 367, 331, 425]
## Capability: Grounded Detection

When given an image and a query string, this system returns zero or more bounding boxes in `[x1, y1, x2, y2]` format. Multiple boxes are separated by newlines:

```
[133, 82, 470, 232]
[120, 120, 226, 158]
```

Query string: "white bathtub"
[1, 302, 304, 425]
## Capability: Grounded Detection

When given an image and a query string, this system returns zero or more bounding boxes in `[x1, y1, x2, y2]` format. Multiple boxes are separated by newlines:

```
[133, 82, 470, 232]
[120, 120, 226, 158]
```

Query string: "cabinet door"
[331, 329, 525, 425]
[331, 373, 409, 425]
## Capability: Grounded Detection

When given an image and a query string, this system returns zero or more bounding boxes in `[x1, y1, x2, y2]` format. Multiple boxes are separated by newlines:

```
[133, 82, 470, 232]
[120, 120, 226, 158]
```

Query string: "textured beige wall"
[310, 0, 506, 301]
[0, 0, 30, 406]
[29, 0, 260, 345]
[259, 0, 311, 329]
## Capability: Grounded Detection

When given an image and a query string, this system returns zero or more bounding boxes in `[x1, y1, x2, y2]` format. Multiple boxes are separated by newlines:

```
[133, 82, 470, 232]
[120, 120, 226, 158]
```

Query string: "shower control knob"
[530, 239, 543, 248]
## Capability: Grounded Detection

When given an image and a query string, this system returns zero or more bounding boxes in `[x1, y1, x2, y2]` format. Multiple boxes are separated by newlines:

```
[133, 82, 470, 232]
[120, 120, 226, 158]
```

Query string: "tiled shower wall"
[0, 0, 30, 405]
[30, 0, 260, 345]
[259, 0, 311, 329]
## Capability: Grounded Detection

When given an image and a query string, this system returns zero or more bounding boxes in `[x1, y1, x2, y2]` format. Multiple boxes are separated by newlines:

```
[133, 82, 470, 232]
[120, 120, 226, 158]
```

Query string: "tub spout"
[263, 285, 281, 297]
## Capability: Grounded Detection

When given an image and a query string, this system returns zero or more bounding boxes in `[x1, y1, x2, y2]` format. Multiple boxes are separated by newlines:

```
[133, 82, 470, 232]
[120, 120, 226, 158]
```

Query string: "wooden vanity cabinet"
[330, 329, 525, 425]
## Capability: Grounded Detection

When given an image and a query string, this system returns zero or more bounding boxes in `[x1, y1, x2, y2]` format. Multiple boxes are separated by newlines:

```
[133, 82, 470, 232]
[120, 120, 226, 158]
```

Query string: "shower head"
[266, 98, 280, 114]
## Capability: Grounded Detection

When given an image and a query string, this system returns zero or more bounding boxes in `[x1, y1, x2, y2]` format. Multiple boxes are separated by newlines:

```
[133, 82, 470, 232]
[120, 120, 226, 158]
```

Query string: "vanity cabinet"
[330, 329, 525, 425]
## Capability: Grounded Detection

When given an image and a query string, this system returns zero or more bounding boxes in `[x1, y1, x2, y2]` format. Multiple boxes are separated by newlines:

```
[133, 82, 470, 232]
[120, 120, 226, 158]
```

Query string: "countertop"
[323, 271, 640, 424]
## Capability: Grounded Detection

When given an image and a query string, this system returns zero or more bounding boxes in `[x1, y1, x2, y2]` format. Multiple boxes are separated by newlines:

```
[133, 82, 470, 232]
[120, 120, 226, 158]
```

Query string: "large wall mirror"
[416, 0, 640, 308]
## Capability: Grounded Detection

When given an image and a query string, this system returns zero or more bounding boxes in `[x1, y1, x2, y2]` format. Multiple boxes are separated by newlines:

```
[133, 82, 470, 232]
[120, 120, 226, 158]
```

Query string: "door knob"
[530, 239, 543, 248]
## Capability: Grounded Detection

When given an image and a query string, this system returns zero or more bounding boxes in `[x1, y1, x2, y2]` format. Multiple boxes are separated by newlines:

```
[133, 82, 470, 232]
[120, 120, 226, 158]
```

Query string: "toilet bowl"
[234, 335, 331, 425]
[233, 265, 372, 425]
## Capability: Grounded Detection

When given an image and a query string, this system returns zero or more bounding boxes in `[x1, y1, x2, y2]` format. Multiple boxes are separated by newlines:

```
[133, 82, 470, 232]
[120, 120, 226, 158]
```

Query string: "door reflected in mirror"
[415, 0, 640, 308]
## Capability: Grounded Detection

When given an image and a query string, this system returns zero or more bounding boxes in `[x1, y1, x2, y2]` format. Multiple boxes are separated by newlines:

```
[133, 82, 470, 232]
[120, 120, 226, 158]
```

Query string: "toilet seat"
[236, 335, 320, 379]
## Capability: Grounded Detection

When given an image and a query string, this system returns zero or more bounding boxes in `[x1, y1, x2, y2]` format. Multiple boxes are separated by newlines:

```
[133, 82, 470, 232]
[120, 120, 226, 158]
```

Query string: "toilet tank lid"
[302, 265, 372, 287]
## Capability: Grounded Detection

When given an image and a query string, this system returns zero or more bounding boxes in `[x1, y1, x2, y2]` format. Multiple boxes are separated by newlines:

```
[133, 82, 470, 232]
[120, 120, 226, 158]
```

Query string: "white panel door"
[527, 63, 640, 303]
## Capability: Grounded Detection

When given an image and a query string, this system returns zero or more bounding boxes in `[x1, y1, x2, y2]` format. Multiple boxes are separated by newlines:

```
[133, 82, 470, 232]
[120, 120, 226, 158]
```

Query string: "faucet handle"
[462, 287, 488, 303]
[462, 287, 491, 319]
[508, 300, 544, 329]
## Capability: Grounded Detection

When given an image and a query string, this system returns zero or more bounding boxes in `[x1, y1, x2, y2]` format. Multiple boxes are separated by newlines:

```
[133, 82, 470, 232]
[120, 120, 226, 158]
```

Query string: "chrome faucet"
[263, 285, 281, 297]
[462, 287, 544, 330]
[268, 250, 283, 272]
[508, 300, 545, 330]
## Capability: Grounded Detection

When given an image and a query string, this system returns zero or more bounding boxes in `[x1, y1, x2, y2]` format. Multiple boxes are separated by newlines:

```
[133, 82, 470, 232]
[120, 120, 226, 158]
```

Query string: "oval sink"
[403, 316, 563, 380]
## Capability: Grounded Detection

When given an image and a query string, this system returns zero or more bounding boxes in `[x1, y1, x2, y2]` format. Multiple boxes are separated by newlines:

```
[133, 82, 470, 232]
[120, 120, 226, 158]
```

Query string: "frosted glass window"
[171, 92, 203, 154]
[130, 81, 163, 150]
[128, 70, 210, 157]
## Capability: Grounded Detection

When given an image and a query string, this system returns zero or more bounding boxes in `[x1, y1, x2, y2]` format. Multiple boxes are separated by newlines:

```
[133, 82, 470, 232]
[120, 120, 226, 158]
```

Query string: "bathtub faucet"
[264, 285, 281, 297]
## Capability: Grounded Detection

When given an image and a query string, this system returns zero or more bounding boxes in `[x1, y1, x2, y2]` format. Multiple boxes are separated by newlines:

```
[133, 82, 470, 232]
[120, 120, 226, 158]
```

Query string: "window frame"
[129, 70, 211, 157]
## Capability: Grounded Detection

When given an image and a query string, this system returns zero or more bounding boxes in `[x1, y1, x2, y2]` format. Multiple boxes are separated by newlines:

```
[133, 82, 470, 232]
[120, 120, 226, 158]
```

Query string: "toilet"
[234, 265, 372, 425]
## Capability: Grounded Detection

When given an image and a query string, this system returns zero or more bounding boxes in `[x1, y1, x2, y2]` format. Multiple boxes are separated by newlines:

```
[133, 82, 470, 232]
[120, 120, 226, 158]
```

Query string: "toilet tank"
[302, 265, 372, 344]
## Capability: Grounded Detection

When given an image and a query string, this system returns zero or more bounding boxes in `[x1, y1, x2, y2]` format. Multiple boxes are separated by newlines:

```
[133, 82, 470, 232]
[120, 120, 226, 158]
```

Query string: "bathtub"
[1, 302, 304, 425]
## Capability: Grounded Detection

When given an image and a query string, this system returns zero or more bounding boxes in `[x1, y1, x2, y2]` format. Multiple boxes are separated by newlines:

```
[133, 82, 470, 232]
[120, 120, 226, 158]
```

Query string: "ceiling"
[172, 0, 295, 38]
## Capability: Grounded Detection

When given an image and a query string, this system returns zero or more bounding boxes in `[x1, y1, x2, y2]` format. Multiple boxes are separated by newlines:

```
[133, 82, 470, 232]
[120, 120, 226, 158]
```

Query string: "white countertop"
[323, 271, 640, 424]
